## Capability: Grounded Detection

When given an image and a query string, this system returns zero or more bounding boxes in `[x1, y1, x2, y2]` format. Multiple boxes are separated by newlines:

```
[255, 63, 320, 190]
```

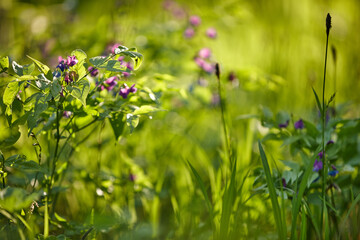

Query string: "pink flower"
[206, 27, 217, 38]
[202, 62, 214, 73]
[189, 15, 201, 26]
[184, 28, 195, 39]
[66, 56, 78, 67]
[198, 48, 211, 59]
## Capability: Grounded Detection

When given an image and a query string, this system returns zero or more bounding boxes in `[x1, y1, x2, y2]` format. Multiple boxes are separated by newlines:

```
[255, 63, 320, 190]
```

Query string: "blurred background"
[1, 0, 360, 238]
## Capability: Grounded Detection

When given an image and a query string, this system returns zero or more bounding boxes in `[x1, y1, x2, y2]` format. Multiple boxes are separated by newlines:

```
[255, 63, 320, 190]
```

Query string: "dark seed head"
[326, 13, 332, 35]
[215, 63, 220, 80]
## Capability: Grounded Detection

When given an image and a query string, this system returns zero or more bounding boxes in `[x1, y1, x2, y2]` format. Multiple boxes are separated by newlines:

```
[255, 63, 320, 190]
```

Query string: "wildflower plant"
[0, 45, 161, 238]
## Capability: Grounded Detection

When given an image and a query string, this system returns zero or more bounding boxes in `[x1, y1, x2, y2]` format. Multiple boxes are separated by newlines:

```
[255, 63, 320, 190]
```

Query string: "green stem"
[321, 17, 330, 234]
[215, 63, 231, 162]
[44, 185, 49, 238]
[0, 151, 5, 189]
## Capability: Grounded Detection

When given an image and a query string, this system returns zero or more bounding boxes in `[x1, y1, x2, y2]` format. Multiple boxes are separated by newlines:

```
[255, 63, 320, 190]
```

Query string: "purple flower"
[102, 76, 118, 91]
[88, 66, 99, 77]
[327, 140, 334, 145]
[278, 120, 289, 128]
[63, 111, 72, 118]
[184, 28, 195, 39]
[119, 83, 137, 99]
[282, 178, 287, 188]
[129, 84, 137, 93]
[66, 56, 78, 67]
[206, 27, 217, 38]
[313, 159, 323, 172]
[64, 73, 70, 84]
[294, 119, 304, 129]
[189, 15, 201, 26]
[318, 151, 323, 159]
[129, 173, 136, 182]
[57, 56, 67, 71]
[198, 48, 211, 59]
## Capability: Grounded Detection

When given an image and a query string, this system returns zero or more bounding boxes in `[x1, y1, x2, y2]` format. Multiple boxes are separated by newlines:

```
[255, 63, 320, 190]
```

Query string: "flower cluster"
[57, 56, 78, 72]
[55, 55, 79, 85]
[194, 48, 215, 73]
[183, 15, 217, 39]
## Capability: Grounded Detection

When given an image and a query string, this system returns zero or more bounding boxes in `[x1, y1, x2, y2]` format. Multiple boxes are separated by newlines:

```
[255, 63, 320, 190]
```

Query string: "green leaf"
[258, 141, 286, 240]
[50, 79, 62, 98]
[108, 112, 125, 141]
[114, 45, 129, 54]
[312, 87, 322, 114]
[68, 79, 90, 106]
[26, 93, 49, 133]
[71, 49, 87, 79]
[0, 187, 41, 212]
[0, 126, 21, 148]
[132, 105, 161, 115]
[126, 113, 139, 133]
[3, 81, 20, 115]
[89, 56, 108, 68]
[27, 55, 53, 80]
[105, 60, 127, 72]
[54, 212, 67, 222]
[12, 61, 35, 76]
[19, 75, 38, 81]
[121, 50, 143, 70]
[187, 161, 213, 219]
[0, 56, 9, 73]
[290, 147, 320, 240]
[71, 49, 87, 63]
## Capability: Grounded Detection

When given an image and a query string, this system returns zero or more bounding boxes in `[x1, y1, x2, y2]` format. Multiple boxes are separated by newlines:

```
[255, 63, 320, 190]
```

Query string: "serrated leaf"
[68, 79, 90, 106]
[132, 105, 161, 115]
[27, 55, 53, 80]
[126, 113, 139, 133]
[0, 56, 9, 73]
[108, 112, 125, 141]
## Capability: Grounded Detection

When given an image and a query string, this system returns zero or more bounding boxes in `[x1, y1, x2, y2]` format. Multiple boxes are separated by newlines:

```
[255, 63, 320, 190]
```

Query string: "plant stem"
[321, 13, 331, 234]
[215, 63, 231, 161]
[0, 151, 5, 189]
[44, 185, 49, 238]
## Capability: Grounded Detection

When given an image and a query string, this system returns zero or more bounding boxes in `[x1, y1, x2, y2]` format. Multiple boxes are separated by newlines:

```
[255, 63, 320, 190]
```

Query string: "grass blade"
[258, 141, 286, 239]
[312, 87, 323, 114]
[187, 161, 214, 219]
[290, 147, 321, 239]
[300, 206, 307, 240]
[219, 157, 237, 239]
[339, 193, 360, 237]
